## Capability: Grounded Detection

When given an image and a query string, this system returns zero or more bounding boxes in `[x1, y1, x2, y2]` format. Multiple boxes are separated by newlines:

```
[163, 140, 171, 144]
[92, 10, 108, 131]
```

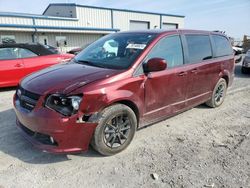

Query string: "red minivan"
[13, 30, 234, 155]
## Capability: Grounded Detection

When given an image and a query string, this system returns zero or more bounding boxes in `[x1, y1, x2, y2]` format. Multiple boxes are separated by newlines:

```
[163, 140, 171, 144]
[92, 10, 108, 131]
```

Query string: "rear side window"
[19, 48, 37, 58]
[146, 35, 184, 68]
[212, 35, 233, 57]
[185, 35, 212, 63]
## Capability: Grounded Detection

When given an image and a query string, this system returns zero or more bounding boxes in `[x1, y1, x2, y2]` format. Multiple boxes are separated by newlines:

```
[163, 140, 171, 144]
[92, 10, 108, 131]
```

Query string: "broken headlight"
[45, 94, 82, 116]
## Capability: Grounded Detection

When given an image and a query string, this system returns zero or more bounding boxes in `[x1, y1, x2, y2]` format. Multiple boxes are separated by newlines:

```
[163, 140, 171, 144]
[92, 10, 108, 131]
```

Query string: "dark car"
[0, 43, 74, 87]
[67, 44, 90, 55]
[43, 44, 60, 54]
[13, 30, 234, 156]
[67, 47, 83, 55]
[242, 49, 250, 74]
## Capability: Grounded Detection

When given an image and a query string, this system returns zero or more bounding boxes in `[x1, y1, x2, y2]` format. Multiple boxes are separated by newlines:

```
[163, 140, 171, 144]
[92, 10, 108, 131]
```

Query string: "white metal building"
[0, 3, 185, 52]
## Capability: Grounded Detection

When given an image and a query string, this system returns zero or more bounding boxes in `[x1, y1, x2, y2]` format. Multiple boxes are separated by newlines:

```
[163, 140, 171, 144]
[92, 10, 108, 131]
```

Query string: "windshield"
[74, 33, 157, 69]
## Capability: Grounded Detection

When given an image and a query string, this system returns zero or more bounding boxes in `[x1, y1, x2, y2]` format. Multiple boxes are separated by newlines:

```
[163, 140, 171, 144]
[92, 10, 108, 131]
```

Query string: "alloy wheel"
[103, 114, 131, 148]
[214, 84, 225, 104]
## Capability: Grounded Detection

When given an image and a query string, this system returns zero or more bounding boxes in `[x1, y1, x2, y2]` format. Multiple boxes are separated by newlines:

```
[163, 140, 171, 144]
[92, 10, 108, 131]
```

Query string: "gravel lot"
[0, 61, 249, 188]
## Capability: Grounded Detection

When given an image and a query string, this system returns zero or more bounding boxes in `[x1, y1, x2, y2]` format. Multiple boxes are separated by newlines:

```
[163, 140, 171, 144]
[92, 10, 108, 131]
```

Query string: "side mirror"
[144, 58, 167, 73]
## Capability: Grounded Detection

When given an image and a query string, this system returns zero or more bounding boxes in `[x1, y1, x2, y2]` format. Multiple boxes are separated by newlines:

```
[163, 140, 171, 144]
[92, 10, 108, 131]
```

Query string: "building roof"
[43, 3, 185, 18]
[0, 11, 78, 21]
[0, 4, 184, 34]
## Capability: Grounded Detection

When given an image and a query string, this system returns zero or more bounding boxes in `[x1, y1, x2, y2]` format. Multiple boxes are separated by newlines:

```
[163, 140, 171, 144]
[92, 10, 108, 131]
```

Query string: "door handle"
[14, 63, 24, 68]
[191, 68, 198, 73]
[178, 71, 187, 76]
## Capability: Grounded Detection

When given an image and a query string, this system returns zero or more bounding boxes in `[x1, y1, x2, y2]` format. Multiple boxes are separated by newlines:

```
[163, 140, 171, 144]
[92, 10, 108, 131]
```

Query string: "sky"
[0, 0, 249, 40]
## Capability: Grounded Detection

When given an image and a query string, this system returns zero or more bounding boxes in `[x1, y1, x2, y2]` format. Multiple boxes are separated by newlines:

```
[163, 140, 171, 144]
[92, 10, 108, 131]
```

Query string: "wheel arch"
[219, 70, 230, 87]
[221, 75, 229, 86]
[111, 100, 140, 128]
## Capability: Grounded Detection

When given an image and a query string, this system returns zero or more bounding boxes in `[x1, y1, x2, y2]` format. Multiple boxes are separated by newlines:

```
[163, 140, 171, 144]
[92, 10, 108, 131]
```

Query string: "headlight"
[69, 96, 82, 110]
[45, 94, 82, 116]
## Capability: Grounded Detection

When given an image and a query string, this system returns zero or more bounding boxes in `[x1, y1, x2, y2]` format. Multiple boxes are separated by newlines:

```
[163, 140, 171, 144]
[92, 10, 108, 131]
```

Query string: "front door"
[143, 35, 188, 123]
[0, 47, 25, 86]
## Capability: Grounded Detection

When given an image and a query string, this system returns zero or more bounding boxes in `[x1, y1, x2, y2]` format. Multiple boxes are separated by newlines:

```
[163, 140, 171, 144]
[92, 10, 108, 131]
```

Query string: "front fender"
[77, 78, 145, 119]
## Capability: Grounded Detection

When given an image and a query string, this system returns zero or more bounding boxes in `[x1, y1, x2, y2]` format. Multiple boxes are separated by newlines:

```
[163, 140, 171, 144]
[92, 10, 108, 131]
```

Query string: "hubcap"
[103, 114, 131, 148]
[215, 84, 225, 103]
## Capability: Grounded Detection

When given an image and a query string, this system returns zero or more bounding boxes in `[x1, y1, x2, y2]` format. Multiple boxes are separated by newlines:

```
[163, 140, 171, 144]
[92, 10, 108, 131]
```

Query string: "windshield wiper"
[74, 59, 106, 68]
[74, 59, 93, 65]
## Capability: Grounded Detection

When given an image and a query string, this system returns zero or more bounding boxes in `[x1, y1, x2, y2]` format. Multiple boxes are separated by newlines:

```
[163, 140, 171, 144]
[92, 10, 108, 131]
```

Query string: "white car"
[232, 46, 243, 55]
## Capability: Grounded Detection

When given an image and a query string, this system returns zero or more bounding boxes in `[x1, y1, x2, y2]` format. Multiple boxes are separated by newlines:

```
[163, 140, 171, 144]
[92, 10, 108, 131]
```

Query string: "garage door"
[162, 23, 178, 29]
[130, 21, 150, 30]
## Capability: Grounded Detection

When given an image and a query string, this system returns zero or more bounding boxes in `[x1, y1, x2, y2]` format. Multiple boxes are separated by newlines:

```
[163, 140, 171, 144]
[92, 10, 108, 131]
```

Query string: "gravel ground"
[0, 61, 249, 188]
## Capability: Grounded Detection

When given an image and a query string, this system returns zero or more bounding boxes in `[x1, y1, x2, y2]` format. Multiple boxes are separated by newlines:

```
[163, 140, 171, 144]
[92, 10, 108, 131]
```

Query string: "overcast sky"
[0, 0, 249, 39]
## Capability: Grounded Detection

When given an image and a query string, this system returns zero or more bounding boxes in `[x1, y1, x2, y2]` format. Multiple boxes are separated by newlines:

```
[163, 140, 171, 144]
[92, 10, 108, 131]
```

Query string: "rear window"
[185, 35, 212, 63]
[212, 35, 233, 57]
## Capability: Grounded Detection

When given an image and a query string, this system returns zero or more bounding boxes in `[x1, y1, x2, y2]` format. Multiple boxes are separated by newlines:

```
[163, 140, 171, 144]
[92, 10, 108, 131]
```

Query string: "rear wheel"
[206, 78, 227, 108]
[91, 104, 137, 156]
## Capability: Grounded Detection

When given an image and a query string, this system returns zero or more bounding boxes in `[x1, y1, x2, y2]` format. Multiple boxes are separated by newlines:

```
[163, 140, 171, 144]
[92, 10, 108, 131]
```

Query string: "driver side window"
[146, 35, 184, 68]
[0, 48, 18, 60]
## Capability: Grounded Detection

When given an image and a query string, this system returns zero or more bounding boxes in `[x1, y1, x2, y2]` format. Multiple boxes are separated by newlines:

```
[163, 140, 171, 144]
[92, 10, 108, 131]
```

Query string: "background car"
[67, 43, 90, 55]
[242, 49, 250, 74]
[43, 44, 60, 54]
[67, 47, 83, 55]
[232, 46, 244, 55]
[0, 43, 74, 88]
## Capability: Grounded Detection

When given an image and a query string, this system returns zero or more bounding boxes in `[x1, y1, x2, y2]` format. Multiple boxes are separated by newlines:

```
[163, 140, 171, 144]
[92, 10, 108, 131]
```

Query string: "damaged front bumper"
[14, 94, 98, 154]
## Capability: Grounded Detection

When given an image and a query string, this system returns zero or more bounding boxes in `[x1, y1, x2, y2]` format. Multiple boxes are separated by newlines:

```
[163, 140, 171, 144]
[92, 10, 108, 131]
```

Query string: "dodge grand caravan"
[13, 30, 234, 156]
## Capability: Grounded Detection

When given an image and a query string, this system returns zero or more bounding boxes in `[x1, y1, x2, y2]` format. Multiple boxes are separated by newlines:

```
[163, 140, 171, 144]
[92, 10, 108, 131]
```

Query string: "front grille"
[16, 87, 40, 111]
[19, 123, 58, 146]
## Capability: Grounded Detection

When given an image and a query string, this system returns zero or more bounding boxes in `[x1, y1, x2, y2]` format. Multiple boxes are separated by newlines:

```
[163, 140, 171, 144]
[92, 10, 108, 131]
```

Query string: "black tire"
[241, 67, 249, 74]
[91, 104, 137, 156]
[206, 78, 227, 108]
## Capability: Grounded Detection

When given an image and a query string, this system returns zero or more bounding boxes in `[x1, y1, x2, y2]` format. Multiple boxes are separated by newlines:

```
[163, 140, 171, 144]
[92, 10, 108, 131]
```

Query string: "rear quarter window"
[19, 48, 38, 58]
[212, 35, 233, 57]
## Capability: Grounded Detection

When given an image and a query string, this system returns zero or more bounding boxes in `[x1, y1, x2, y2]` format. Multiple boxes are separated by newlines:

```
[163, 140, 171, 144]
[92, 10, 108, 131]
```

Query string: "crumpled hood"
[21, 62, 121, 95]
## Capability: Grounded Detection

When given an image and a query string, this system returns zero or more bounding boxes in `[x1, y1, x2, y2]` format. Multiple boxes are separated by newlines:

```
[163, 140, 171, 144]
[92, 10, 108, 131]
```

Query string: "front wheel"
[91, 104, 137, 156]
[206, 78, 227, 108]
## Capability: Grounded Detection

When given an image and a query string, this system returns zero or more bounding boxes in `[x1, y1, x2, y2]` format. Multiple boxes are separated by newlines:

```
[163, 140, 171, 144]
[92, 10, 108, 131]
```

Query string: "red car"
[13, 30, 234, 155]
[0, 43, 74, 87]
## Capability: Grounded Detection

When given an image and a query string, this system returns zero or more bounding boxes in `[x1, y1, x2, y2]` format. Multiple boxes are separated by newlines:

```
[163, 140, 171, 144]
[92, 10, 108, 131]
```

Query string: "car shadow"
[0, 108, 101, 164]
[0, 86, 17, 92]
[194, 103, 211, 109]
